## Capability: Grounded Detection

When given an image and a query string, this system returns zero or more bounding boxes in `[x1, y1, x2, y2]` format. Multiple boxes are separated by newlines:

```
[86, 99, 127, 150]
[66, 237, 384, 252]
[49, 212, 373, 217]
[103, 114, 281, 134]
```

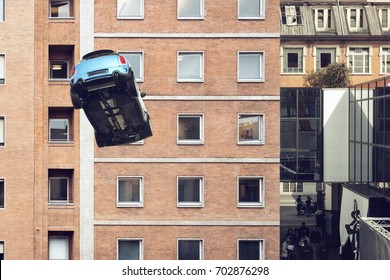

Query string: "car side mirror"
[141, 92, 147, 98]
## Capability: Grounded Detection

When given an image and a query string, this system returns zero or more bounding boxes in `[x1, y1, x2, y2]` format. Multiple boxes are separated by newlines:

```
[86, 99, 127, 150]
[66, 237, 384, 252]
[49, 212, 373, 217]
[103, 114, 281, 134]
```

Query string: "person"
[319, 241, 329, 260]
[296, 195, 302, 216]
[305, 196, 312, 216]
[310, 226, 321, 259]
[281, 236, 290, 260]
[300, 239, 313, 260]
[299, 222, 309, 238]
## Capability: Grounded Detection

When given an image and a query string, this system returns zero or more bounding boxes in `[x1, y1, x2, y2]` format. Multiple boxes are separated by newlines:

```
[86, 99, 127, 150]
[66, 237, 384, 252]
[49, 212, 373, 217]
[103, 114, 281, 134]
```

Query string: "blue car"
[70, 50, 152, 147]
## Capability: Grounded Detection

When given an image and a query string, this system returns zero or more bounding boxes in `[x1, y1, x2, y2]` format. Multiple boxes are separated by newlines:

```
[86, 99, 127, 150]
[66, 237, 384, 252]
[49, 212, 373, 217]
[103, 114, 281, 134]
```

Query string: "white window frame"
[0, 178, 5, 209]
[314, 46, 340, 70]
[380, 46, 390, 74]
[117, 176, 144, 208]
[117, 238, 143, 260]
[49, 177, 70, 204]
[281, 46, 306, 74]
[238, 0, 265, 19]
[313, 7, 333, 31]
[346, 7, 366, 31]
[237, 239, 264, 260]
[177, 0, 204, 19]
[237, 51, 264, 82]
[177, 114, 204, 145]
[0, 241, 5, 260]
[49, 60, 70, 80]
[177, 51, 204, 82]
[237, 176, 264, 208]
[0, 116, 5, 147]
[118, 51, 144, 82]
[49, 118, 70, 142]
[177, 239, 204, 260]
[238, 114, 264, 145]
[0, 0, 5, 22]
[49, 0, 72, 18]
[379, 8, 390, 31]
[117, 0, 144, 19]
[347, 46, 372, 75]
[49, 236, 69, 260]
[177, 176, 204, 207]
[0, 54, 5, 84]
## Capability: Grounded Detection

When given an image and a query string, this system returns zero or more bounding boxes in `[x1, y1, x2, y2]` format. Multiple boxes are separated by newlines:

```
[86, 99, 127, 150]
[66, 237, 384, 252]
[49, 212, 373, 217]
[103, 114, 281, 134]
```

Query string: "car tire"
[95, 132, 106, 148]
[71, 91, 82, 109]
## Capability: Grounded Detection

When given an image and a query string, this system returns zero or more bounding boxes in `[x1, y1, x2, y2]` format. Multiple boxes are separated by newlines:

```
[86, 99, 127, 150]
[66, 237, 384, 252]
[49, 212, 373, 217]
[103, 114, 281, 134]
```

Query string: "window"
[379, 8, 390, 30]
[313, 8, 333, 31]
[49, 177, 69, 203]
[315, 47, 337, 69]
[281, 6, 302, 25]
[238, 177, 264, 207]
[119, 52, 144, 81]
[0, 241, 5, 260]
[178, 0, 203, 19]
[347, 8, 366, 31]
[282, 47, 304, 74]
[117, 177, 143, 207]
[49, 119, 69, 142]
[0, 0, 4, 22]
[238, 52, 264, 82]
[238, 114, 264, 144]
[177, 52, 204, 82]
[117, 0, 143, 19]
[282, 182, 303, 192]
[118, 239, 143, 260]
[0, 54, 5, 84]
[177, 177, 203, 207]
[380, 47, 390, 74]
[178, 239, 203, 260]
[49, 236, 69, 260]
[0, 116, 4, 146]
[49, 45, 74, 80]
[0, 179, 4, 208]
[238, 240, 263, 260]
[348, 47, 371, 74]
[50, 0, 72, 18]
[177, 114, 203, 144]
[238, 0, 264, 19]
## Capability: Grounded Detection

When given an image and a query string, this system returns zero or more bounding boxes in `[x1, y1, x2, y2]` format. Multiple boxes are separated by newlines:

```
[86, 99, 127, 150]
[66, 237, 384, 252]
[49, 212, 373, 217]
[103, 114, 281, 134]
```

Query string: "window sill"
[177, 141, 204, 145]
[48, 203, 74, 208]
[49, 17, 76, 22]
[117, 203, 144, 208]
[238, 141, 264, 146]
[48, 79, 70, 83]
[177, 203, 204, 208]
[48, 141, 75, 146]
[237, 203, 264, 208]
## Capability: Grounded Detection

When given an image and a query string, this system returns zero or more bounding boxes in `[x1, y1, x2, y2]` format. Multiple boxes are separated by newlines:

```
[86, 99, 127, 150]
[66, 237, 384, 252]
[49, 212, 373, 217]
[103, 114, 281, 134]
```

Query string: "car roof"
[82, 49, 116, 60]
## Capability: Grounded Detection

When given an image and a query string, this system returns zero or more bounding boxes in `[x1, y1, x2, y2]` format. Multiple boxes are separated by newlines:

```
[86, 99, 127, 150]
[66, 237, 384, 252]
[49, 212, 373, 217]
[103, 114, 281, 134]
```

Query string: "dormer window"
[347, 8, 366, 31]
[379, 8, 390, 31]
[281, 6, 302, 26]
[314, 8, 333, 31]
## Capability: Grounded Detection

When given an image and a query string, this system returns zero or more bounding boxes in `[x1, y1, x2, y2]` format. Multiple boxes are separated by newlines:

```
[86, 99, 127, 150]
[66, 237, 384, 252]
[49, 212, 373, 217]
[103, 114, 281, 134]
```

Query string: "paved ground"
[280, 206, 341, 260]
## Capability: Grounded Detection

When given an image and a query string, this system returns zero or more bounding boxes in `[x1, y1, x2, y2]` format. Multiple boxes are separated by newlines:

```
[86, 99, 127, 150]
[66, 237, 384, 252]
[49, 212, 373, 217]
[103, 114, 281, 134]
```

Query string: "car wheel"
[71, 91, 82, 109]
[94, 132, 106, 147]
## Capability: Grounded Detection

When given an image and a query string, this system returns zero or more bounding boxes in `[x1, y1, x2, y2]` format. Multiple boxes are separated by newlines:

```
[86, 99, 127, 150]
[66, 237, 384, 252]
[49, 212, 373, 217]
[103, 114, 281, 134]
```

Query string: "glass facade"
[280, 88, 323, 181]
[349, 78, 390, 199]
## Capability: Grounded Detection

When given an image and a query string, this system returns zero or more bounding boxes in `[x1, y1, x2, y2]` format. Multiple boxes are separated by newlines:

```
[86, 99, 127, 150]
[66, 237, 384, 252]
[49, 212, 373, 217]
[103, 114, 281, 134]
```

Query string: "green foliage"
[304, 62, 351, 88]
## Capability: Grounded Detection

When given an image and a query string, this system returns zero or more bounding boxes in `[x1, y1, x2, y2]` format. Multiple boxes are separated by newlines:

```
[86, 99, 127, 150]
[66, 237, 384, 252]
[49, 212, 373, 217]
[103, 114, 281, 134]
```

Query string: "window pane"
[0, 0, 4, 21]
[50, 119, 69, 141]
[178, 240, 201, 260]
[118, 177, 141, 203]
[118, 0, 142, 17]
[50, 1, 70, 17]
[178, 116, 201, 141]
[283, 48, 303, 73]
[0, 179, 4, 208]
[49, 237, 69, 260]
[280, 89, 297, 118]
[178, 178, 201, 203]
[0, 55, 5, 83]
[0, 117, 4, 145]
[178, 0, 202, 18]
[239, 178, 260, 203]
[50, 178, 68, 201]
[239, 115, 262, 142]
[239, 53, 262, 80]
[239, 240, 260, 260]
[50, 61, 68, 79]
[178, 53, 202, 80]
[239, 0, 261, 18]
[118, 240, 141, 260]
[280, 121, 296, 148]
[280, 152, 298, 181]
[120, 53, 142, 80]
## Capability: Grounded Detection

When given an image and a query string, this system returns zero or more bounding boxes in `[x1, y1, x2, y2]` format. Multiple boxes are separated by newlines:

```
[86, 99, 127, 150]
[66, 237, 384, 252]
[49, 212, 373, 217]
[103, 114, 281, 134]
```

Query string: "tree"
[304, 62, 351, 88]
